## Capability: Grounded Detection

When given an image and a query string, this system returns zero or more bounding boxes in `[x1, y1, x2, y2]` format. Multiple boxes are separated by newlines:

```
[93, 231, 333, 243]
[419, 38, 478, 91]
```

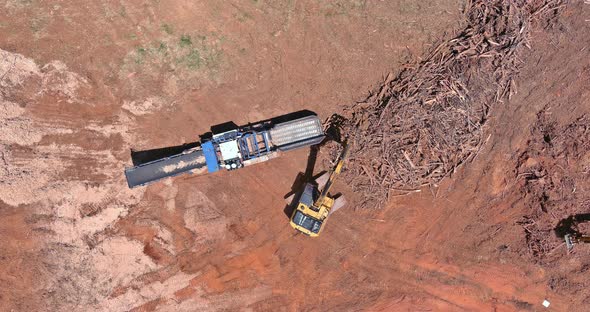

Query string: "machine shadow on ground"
[282, 144, 328, 219]
[554, 213, 590, 237]
[130, 142, 200, 166]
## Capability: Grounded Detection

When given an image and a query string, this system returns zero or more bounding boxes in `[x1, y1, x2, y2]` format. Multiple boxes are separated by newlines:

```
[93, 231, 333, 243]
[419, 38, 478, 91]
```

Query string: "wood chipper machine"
[124, 114, 325, 188]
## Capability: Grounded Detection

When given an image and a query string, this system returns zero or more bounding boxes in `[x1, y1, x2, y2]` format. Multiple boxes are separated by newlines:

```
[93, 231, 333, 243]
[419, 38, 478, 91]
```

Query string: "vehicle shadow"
[130, 142, 200, 166]
[283, 145, 326, 219]
[554, 213, 590, 237]
[281, 114, 347, 219]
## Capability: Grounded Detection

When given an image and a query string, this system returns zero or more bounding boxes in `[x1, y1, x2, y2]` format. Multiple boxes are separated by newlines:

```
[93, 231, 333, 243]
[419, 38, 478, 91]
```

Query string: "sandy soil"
[1, 0, 589, 311]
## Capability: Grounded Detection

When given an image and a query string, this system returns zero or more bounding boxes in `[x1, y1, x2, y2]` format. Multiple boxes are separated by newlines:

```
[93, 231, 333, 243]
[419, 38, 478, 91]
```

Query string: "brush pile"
[336, 0, 565, 208]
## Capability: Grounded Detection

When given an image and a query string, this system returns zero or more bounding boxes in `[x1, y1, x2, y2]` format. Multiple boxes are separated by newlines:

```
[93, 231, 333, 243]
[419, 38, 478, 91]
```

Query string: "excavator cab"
[290, 183, 329, 236]
[289, 142, 349, 237]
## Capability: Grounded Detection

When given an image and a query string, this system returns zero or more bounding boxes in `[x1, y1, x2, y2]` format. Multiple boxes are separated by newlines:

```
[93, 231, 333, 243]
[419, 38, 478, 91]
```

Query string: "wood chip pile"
[335, 0, 565, 208]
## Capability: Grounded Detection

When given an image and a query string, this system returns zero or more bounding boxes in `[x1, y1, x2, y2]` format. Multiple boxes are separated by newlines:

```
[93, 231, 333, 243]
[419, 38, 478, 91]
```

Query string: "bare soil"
[1, 0, 589, 311]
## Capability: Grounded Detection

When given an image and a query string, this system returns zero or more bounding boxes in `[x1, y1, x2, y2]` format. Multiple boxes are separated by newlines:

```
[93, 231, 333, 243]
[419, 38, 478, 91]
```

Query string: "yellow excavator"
[288, 142, 350, 237]
[565, 234, 590, 251]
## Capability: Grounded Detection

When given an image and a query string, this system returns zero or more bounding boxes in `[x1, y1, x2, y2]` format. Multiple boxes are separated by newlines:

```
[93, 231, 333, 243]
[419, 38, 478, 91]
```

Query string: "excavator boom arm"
[314, 142, 350, 208]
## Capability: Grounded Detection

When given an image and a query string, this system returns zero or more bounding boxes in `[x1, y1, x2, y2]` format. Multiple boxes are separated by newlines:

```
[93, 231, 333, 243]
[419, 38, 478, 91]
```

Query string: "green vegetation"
[127, 31, 223, 73]
[30, 16, 46, 33]
[185, 50, 201, 69]
[135, 47, 147, 64]
[234, 11, 253, 22]
[157, 42, 168, 54]
[161, 23, 174, 35]
[322, 0, 366, 17]
[179, 34, 192, 47]
[176, 34, 222, 70]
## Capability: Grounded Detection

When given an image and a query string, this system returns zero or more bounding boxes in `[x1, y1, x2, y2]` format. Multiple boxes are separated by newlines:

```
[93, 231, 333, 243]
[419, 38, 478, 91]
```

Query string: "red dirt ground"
[1, 0, 589, 311]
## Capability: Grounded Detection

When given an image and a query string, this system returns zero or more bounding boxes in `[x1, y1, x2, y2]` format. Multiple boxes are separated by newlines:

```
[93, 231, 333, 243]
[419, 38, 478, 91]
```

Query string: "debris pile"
[517, 113, 590, 261]
[337, 0, 565, 208]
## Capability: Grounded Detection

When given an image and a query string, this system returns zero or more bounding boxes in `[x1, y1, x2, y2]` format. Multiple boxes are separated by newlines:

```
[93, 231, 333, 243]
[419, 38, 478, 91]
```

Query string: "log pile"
[335, 0, 565, 208]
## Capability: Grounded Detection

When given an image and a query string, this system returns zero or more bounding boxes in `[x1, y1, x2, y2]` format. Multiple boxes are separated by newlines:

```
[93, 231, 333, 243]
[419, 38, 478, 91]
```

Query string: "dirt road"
[1, 0, 589, 311]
